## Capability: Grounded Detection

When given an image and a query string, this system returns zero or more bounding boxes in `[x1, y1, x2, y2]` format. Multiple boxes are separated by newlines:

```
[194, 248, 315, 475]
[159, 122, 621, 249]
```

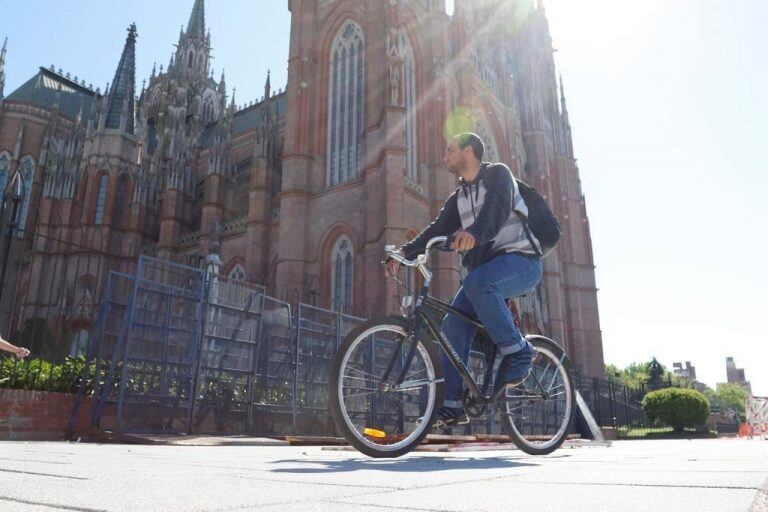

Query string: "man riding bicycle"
[386, 132, 543, 428]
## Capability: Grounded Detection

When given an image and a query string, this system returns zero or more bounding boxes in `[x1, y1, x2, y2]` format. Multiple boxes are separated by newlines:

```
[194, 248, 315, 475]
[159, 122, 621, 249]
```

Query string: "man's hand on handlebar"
[450, 230, 476, 251]
[385, 255, 401, 277]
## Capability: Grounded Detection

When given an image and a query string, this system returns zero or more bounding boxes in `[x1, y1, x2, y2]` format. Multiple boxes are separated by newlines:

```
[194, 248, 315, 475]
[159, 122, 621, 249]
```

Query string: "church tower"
[135, 0, 227, 261]
[277, 0, 454, 312]
[77, 23, 142, 273]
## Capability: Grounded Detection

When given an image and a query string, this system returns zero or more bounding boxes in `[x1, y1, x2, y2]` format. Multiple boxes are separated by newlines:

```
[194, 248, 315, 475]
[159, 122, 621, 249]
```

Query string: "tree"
[706, 383, 749, 422]
[604, 363, 622, 383]
[604, 359, 694, 389]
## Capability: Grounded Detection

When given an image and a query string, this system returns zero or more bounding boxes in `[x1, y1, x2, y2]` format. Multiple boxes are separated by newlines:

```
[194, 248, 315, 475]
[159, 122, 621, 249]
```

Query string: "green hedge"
[642, 387, 710, 432]
[0, 356, 113, 394]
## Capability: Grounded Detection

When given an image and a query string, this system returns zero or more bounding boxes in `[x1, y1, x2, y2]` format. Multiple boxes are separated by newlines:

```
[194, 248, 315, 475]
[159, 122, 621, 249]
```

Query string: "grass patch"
[618, 426, 717, 439]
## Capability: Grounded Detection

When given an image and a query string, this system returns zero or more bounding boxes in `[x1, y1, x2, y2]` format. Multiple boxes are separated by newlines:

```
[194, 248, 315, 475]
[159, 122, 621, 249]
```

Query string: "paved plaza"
[0, 438, 766, 511]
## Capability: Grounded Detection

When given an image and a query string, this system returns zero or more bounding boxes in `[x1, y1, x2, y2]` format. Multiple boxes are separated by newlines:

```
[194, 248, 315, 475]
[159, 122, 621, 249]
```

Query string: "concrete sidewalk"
[0, 438, 766, 511]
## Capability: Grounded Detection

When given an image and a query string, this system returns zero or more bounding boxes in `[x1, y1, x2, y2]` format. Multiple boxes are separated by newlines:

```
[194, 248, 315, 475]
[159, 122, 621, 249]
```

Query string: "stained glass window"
[398, 31, 418, 182]
[16, 156, 36, 236]
[331, 236, 354, 313]
[328, 22, 365, 187]
[94, 174, 108, 225]
[0, 152, 9, 199]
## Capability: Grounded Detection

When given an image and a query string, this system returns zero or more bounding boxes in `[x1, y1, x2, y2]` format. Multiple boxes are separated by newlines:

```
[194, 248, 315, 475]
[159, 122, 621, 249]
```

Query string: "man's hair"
[453, 133, 485, 161]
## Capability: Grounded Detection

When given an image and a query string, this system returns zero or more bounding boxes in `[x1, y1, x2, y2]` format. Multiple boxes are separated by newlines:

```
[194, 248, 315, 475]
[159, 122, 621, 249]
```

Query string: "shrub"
[642, 388, 710, 432]
[0, 356, 117, 394]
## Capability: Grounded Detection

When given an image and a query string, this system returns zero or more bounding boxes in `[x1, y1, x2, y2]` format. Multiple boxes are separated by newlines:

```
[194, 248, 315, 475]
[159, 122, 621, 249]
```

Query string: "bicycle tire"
[329, 316, 444, 458]
[498, 335, 576, 455]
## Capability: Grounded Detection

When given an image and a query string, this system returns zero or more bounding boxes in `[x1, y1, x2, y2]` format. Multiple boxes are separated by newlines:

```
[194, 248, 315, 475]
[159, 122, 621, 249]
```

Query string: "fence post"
[187, 267, 211, 435]
[609, 381, 618, 430]
[592, 377, 601, 425]
[624, 385, 630, 429]
[291, 305, 300, 435]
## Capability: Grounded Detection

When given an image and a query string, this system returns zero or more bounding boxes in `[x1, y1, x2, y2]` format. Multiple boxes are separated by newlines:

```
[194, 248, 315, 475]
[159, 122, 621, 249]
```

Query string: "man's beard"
[448, 157, 466, 175]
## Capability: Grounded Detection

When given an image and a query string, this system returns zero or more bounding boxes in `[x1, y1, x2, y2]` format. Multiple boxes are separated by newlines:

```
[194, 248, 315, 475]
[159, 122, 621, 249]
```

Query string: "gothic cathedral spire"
[176, 0, 210, 78]
[186, 0, 206, 39]
[0, 37, 7, 100]
[104, 24, 137, 134]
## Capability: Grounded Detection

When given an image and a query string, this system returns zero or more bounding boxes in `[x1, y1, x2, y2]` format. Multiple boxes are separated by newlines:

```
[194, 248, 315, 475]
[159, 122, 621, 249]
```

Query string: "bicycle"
[329, 235, 576, 458]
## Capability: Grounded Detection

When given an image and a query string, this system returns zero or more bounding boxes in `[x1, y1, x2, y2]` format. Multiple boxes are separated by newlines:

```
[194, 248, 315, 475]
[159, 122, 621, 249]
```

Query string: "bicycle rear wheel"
[498, 335, 576, 455]
[329, 316, 444, 458]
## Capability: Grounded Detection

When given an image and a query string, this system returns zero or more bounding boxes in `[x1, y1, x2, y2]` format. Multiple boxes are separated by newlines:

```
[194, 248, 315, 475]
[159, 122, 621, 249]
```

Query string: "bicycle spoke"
[499, 342, 574, 454]
[333, 321, 438, 455]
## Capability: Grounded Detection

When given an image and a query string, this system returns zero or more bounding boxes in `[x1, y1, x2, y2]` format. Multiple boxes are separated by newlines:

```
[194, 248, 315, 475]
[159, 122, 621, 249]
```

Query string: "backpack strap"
[512, 177, 543, 257]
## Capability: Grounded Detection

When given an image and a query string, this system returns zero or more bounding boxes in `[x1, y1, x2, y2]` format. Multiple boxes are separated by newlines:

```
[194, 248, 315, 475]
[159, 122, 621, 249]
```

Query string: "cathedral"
[0, 0, 605, 377]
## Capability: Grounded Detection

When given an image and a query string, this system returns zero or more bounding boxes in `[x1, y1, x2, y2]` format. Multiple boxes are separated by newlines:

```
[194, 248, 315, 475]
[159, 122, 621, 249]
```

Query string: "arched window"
[0, 152, 10, 200]
[327, 21, 365, 187]
[113, 175, 129, 229]
[147, 119, 158, 155]
[331, 235, 353, 313]
[69, 329, 90, 358]
[201, 93, 218, 126]
[94, 174, 108, 225]
[15, 156, 35, 237]
[475, 113, 500, 162]
[234, 157, 251, 219]
[192, 178, 204, 231]
[398, 30, 418, 182]
[228, 264, 246, 281]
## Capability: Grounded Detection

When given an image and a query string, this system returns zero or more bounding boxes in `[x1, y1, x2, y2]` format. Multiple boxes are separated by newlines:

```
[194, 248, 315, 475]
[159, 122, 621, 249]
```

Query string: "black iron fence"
[571, 372, 698, 437]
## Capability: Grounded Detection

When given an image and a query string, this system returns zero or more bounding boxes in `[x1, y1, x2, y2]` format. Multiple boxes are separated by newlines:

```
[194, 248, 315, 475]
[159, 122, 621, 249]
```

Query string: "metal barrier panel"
[115, 256, 205, 433]
[87, 271, 137, 430]
[295, 304, 365, 435]
[250, 296, 294, 435]
[191, 276, 266, 434]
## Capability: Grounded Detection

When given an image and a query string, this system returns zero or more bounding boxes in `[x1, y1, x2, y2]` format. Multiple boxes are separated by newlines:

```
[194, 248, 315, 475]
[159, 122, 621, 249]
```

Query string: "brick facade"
[0, 0, 604, 377]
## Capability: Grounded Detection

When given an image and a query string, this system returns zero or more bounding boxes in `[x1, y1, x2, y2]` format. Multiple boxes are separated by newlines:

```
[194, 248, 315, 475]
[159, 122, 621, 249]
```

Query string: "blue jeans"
[441, 253, 542, 407]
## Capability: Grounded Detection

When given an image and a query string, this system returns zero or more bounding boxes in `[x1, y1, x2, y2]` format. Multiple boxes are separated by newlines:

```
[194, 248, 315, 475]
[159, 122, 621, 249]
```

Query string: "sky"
[2, 0, 766, 395]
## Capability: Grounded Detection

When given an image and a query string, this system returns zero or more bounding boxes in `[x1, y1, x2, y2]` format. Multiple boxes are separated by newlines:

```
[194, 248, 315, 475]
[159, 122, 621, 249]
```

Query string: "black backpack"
[514, 179, 562, 257]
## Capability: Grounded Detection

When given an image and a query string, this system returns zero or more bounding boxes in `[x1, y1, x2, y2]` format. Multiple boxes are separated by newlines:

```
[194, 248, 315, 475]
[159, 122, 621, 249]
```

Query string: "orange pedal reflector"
[364, 428, 386, 438]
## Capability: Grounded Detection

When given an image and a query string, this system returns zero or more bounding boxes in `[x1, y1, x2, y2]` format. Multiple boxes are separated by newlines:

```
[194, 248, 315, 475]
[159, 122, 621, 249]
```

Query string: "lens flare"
[443, 107, 477, 140]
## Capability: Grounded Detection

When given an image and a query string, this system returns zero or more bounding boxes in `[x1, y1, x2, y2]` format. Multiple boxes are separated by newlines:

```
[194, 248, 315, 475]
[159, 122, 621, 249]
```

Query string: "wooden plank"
[474, 434, 510, 442]
[283, 436, 348, 445]
[425, 434, 477, 443]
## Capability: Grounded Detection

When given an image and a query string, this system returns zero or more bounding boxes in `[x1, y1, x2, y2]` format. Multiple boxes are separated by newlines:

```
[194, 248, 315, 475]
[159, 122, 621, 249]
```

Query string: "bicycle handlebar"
[384, 236, 450, 267]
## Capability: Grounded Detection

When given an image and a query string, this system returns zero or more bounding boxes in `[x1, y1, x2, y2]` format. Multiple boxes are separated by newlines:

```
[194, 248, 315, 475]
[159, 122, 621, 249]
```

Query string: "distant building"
[725, 357, 751, 394]
[673, 361, 697, 381]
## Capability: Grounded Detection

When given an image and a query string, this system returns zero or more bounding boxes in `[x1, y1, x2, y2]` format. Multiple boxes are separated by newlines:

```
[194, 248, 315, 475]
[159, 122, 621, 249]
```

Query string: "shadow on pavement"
[269, 455, 541, 473]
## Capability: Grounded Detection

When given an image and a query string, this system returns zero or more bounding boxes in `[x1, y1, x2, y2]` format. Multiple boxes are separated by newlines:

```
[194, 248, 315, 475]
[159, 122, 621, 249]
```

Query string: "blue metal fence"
[294, 303, 365, 435]
[80, 257, 509, 437]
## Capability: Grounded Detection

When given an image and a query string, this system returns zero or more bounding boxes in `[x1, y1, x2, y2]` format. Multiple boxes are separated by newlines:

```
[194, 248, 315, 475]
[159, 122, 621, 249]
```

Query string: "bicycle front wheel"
[498, 335, 576, 455]
[329, 316, 444, 458]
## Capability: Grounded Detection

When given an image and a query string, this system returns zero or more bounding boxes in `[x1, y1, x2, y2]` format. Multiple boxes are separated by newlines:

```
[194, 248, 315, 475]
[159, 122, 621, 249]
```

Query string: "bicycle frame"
[414, 294, 494, 402]
[382, 236, 548, 406]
